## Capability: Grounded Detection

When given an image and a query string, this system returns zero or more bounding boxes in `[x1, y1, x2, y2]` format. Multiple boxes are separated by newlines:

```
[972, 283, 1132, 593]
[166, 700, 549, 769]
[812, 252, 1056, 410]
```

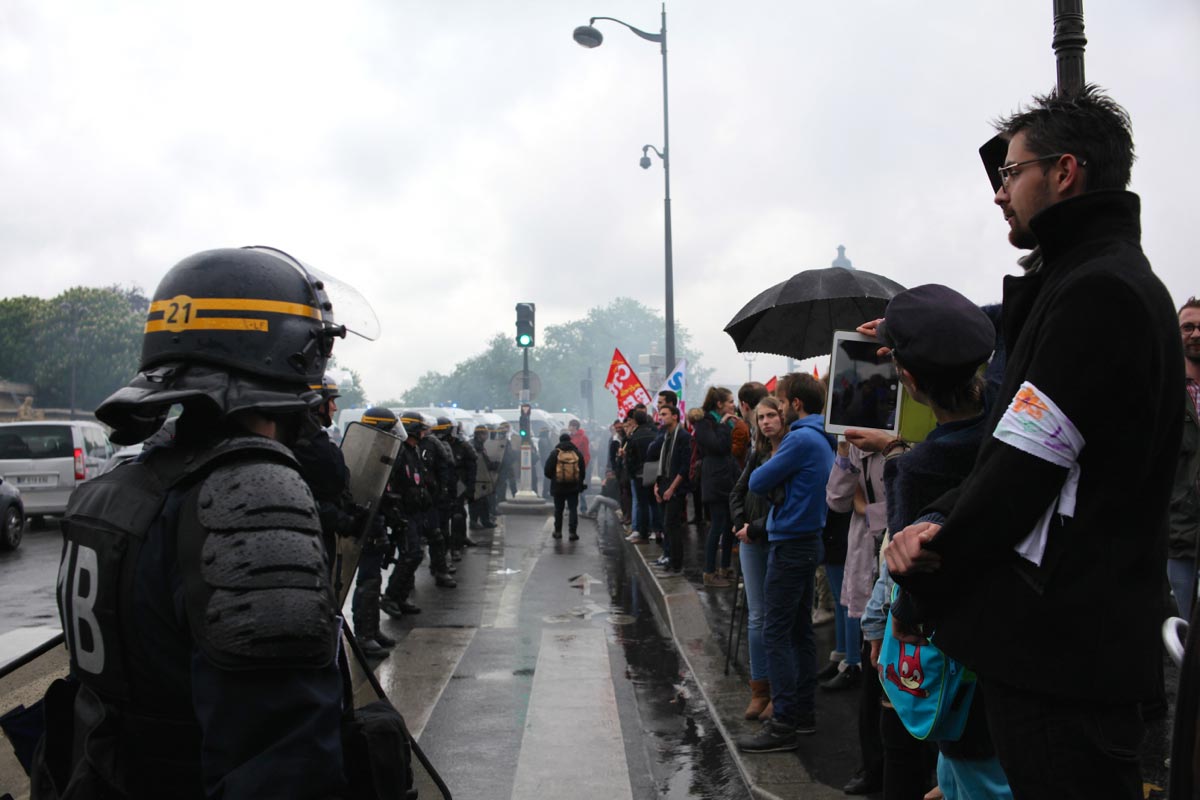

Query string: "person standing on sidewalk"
[544, 432, 586, 540]
[694, 386, 740, 587]
[653, 403, 692, 573]
[738, 373, 836, 752]
[731, 394, 786, 722]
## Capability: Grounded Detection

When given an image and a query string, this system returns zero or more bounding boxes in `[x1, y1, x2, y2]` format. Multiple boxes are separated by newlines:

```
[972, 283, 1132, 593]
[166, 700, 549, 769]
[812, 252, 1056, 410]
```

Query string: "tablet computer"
[824, 330, 904, 436]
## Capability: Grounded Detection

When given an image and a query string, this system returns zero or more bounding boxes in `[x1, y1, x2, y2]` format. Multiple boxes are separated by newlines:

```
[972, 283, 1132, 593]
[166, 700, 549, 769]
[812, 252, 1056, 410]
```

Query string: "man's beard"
[1186, 349, 1200, 366]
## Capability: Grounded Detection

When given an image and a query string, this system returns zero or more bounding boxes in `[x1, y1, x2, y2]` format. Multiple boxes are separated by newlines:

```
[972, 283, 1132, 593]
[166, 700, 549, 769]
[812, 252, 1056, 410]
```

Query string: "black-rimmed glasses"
[996, 153, 1087, 191]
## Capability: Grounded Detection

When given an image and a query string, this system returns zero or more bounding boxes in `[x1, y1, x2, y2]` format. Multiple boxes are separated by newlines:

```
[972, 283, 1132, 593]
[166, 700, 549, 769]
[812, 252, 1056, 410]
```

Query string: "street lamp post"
[574, 3, 675, 372]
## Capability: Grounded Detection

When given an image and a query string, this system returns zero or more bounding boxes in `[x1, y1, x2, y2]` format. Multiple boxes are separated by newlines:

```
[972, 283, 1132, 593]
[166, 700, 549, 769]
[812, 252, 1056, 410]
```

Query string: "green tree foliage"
[0, 296, 51, 386]
[33, 287, 144, 412]
[397, 298, 713, 417]
[0, 287, 144, 413]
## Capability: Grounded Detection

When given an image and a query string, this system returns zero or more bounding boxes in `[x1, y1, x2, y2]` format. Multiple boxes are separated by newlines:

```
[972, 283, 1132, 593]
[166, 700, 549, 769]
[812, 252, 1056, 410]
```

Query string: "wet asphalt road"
[0, 520, 63, 663]
[371, 508, 750, 800]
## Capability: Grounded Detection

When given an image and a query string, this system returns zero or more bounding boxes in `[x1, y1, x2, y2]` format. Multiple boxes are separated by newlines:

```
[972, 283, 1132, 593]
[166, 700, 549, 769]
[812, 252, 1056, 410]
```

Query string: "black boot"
[434, 572, 458, 588]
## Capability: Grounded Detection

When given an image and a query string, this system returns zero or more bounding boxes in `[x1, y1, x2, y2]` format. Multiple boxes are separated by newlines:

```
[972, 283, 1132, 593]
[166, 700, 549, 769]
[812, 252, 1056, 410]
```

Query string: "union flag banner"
[604, 348, 653, 420]
[656, 359, 688, 419]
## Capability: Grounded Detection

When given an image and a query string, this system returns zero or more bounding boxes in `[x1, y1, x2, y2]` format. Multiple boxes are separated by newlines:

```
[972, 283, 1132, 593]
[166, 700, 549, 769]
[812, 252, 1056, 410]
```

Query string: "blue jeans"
[824, 565, 862, 666]
[739, 537, 769, 681]
[630, 479, 651, 535]
[1168, 557, 1197, 622]
[763, 535, 822, 725]
[937, 753, 1013, 800]
[825, 563, 848, 657]
[704, 500, 733, 573]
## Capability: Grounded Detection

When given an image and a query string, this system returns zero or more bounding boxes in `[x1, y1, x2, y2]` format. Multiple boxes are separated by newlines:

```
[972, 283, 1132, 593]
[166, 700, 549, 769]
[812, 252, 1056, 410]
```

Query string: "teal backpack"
[879, 585, 977, 741]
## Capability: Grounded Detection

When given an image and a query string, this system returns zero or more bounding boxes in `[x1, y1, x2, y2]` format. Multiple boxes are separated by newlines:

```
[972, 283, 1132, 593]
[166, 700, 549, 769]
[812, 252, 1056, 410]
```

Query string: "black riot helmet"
[400, 411, 428, 437]
[310, 374, 341, 402]
[433, 416, 454, 438]
[142, 247, 348, 383]
[96, 246, 379, 445]
[361, 406, 398, 432]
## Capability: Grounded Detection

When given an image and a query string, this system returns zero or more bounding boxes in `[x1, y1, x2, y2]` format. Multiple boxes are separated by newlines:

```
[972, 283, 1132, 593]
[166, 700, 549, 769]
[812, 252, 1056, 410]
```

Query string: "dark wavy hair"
[993, 84, 1134, 191]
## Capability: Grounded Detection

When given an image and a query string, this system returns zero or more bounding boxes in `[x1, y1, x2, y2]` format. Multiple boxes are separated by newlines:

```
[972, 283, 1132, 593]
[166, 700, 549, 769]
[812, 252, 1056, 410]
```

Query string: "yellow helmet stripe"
[145, 317, 268, 333]
[148, 297, 322, 319]
[362, 415, 393, 425]
[144, 295, 323, 335]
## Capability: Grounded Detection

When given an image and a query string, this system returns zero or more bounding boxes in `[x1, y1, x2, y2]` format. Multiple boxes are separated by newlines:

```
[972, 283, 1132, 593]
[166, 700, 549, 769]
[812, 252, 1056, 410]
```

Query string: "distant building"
[831, 244, 854, 270]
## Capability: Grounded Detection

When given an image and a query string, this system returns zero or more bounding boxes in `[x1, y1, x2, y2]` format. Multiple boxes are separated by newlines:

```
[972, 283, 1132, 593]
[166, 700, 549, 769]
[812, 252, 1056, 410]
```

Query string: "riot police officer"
[417, 413, 457, 587]
[293, 374, 360, 562]
[352, 407, 403, 655]
[435, 418, 478, 558]
[380, 412, 437, 618]
[470, 424, 499, 529]
[32, 246, 377, 799]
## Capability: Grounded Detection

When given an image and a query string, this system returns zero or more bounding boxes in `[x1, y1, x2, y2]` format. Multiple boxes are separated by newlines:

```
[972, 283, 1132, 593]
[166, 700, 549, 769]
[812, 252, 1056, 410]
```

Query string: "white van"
[0, 421, 113, 521]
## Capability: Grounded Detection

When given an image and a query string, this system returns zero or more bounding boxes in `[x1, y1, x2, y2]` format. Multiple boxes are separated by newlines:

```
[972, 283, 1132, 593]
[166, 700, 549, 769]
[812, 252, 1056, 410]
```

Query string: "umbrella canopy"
[724, 267, 906, 360]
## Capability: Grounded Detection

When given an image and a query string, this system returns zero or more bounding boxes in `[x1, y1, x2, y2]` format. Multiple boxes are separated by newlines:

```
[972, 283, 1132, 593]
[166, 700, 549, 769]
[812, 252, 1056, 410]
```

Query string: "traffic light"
[519, 408, 531, 440]
[515, 302, 535, 348]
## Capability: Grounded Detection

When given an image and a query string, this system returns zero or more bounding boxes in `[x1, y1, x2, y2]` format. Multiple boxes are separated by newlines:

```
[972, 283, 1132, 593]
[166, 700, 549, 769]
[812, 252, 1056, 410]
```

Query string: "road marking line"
[375, 627, 476, 741]
[509, 628, 633, 799]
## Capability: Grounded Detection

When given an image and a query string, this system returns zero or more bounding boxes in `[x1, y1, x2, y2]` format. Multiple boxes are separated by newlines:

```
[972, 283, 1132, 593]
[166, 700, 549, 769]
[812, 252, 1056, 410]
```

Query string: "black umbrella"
[724, 267, 906, 360]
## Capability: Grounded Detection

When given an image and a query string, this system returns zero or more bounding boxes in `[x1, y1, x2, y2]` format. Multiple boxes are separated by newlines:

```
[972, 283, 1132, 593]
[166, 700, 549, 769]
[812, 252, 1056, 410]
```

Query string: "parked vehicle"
[0, 421, 114, 522]
[0, 477, 24, 551]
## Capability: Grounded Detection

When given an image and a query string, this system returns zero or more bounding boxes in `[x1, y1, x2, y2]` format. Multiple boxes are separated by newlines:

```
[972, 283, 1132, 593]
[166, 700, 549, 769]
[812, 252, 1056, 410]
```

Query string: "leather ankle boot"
[745, 679, 771, 719]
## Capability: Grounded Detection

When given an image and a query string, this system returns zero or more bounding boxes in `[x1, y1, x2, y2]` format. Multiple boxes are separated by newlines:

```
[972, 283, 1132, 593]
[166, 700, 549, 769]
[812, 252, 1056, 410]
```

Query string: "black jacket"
[543, 442, 586, 496]
[896, 191, 1183, 703]
[652, 425, 692, 496]
[692, 413, 737, 501]
[730, 448, 772, 541]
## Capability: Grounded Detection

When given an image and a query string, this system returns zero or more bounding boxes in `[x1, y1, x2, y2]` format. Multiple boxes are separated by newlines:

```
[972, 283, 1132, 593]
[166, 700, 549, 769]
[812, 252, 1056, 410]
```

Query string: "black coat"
[543, 442, 586, 496]
[692, 413, 737, 501]
[896, 191, 1183, 703]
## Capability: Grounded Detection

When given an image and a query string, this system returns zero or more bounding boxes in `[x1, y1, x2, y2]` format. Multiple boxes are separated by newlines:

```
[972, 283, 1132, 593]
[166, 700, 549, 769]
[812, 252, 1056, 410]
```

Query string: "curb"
[620, 532, 844, 800]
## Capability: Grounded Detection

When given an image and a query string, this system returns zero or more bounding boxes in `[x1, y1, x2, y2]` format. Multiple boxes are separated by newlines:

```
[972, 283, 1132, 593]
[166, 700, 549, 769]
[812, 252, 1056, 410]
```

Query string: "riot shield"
[336, 421, 404, 606]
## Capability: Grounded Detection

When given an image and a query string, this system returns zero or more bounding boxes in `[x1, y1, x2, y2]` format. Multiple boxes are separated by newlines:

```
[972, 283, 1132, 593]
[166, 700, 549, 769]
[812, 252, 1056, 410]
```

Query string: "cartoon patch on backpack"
[886, 642, 929, 698]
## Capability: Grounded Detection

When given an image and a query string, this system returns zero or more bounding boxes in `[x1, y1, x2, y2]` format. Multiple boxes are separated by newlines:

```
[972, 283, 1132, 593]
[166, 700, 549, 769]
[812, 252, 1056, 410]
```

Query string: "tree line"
[384, 297, 712, 417]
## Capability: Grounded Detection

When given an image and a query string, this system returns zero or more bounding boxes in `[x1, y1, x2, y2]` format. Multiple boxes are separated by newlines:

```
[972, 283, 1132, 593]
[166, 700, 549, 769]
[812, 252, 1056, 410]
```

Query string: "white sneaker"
[626, 530, 643, 542]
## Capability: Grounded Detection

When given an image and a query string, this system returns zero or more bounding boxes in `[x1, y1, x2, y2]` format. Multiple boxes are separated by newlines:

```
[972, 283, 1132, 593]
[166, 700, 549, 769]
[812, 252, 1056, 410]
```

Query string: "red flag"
[812, 364, 820, 379]
[603, 348, 654, 420]
[765, 376, 778, 393]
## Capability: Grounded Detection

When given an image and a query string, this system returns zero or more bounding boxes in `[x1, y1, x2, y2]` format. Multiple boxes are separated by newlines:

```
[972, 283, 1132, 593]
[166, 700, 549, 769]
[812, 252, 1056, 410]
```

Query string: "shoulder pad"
[179, 458, 338, 670]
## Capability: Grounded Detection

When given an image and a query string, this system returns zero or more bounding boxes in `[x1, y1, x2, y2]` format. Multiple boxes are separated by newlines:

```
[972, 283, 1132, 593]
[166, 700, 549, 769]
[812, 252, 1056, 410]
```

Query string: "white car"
[0, 421, 113, 523]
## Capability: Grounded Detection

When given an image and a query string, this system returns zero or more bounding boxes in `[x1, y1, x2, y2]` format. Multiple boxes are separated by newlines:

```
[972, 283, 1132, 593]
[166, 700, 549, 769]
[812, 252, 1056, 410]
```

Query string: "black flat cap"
[876, 284, 995, 377]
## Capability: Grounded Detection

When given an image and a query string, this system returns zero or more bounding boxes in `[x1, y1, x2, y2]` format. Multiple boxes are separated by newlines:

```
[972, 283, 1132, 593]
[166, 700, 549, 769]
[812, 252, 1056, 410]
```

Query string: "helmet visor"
[307, 265, 381, 342]
[242, 246, 381, 341]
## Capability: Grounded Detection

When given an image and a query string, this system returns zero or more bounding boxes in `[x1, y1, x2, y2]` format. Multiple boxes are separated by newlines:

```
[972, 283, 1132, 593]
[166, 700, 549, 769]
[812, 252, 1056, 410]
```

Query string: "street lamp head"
[573, 25, 603, 48]
[639, 154, 652, 169]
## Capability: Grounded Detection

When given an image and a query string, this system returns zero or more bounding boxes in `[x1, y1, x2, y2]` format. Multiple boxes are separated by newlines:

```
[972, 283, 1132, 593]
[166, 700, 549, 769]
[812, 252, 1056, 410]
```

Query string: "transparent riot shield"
[336, 421, 404, 606]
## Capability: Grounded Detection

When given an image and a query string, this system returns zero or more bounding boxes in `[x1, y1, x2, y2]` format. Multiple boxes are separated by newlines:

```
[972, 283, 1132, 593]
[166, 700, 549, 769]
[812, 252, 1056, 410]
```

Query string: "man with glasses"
[1170, 298, 1200, 621]
[886, 85, 1182, 798]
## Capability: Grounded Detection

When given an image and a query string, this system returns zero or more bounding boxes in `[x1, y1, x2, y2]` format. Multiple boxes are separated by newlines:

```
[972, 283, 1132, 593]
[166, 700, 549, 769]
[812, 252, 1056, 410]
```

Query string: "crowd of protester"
[590, 85, 1199, 800]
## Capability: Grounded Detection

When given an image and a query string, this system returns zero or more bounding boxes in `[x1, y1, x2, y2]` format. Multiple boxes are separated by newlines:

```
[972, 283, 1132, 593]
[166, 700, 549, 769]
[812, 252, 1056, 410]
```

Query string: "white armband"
[993, 382, 1084, 566]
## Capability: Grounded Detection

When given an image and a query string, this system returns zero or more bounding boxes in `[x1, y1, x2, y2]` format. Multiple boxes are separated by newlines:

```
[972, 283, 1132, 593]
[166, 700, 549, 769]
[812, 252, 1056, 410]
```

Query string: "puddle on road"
[595, 512, 751, 800]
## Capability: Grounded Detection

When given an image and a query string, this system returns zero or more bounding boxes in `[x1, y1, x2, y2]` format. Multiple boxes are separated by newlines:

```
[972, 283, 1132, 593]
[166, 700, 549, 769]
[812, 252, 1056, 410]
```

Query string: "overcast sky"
[2, 1, 1197, 407]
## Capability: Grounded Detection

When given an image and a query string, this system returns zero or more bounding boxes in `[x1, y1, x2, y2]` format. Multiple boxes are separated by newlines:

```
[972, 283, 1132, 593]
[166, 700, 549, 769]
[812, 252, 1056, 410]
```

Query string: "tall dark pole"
[659, 3, 675, 372]
[1052, 0, 1087, 95]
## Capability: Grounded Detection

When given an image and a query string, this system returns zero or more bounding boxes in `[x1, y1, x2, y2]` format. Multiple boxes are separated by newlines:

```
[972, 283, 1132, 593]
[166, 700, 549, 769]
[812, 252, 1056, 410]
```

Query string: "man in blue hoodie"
[739, 372, 836, 752]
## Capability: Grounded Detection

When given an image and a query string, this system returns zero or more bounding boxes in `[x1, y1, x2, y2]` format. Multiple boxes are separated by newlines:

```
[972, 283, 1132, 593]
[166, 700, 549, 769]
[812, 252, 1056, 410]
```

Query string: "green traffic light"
[518, 333, 532, 346]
